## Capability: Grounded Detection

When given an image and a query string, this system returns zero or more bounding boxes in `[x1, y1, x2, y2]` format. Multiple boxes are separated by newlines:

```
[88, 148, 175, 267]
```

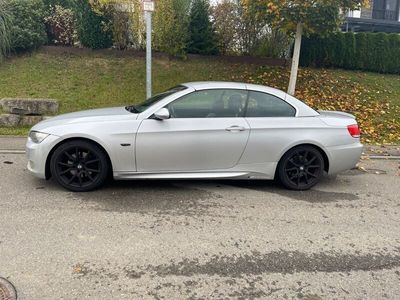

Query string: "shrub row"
[3, 0, 113, 52]
[300, 32, 400, 74]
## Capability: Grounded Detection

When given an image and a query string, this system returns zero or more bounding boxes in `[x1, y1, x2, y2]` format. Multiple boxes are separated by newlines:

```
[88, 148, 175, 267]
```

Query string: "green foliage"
[43, 0, 75, 9]
[369, 33, 389, 73]
[211, 0, 239, 55]
[6, 0, 47, 52]
[111, 10, 131, 50]
[188, 0, 218, 55]
[354, 32, 367, 70]
[236, 0, 267, 55]
[44, 5, 75, 46]
[244, 0, 368, 35]
[300, 32, 400, 74]
[387, 34, 400, 74]
[253, 29, 291, 59]
[0, 0, 12, 60]
[153, 0, 190, 57]
[342, 32, 356, 69]
[74, 0, 113, 49]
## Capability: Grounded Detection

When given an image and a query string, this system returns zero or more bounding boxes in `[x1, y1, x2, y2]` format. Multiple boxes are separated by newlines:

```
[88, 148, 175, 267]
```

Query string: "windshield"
[126, 85, 187, 113]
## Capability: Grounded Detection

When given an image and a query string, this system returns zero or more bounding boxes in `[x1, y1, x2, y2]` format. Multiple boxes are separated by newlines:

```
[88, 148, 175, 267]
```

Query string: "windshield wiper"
[125, 105, 139, 113]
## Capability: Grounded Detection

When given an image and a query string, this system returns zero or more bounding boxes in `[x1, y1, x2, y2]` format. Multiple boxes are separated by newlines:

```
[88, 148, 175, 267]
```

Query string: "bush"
[387, 34, 400, 74]
[253, 29, 291, 59]
[6, 0, 47, 52]
[74, 0, 113, 49]
[342, 32, 356, 69]
[0, 0, 12, 60]
[44, 5, 75, 46]
[111, 10, 131, 50]
[354, 32, 367, 70]
[43, 0, 74, 9]
[300, 32, 400, 74]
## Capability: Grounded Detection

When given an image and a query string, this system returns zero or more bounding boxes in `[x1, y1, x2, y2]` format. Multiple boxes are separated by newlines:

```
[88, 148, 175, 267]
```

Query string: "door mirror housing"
[153, 108, 170, 120]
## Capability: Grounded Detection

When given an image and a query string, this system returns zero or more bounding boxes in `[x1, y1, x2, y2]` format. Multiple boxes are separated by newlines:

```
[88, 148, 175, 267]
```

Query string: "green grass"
[344, 70, 400, 116]
[0, 52, 257, 114]
[0, 50, 399, 143]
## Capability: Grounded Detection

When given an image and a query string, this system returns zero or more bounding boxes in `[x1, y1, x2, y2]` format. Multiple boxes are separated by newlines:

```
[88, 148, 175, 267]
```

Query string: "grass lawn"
[0, 50, 399, 144]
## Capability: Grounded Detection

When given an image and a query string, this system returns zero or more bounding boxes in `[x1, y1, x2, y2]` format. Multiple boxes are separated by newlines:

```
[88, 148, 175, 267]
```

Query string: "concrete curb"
[0, 150, 25, 154]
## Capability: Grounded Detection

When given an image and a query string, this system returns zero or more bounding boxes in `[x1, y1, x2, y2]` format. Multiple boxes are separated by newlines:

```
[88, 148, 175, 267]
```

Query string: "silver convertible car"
[26, 82, 363, 192]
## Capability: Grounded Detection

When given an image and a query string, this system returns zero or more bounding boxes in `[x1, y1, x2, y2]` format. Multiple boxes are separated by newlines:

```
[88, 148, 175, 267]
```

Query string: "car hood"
[32, 107, 137, 132]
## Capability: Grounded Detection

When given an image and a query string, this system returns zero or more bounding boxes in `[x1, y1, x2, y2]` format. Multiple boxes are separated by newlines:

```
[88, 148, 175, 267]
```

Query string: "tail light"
[347, 124, 361, 138]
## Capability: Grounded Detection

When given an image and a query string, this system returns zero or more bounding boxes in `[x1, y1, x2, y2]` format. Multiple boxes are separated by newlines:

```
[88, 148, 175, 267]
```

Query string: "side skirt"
[113, 171, 271, 180]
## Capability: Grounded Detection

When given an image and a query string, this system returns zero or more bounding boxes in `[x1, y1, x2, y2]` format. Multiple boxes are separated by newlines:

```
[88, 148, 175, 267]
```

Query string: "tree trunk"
[287, 22, 303, 96]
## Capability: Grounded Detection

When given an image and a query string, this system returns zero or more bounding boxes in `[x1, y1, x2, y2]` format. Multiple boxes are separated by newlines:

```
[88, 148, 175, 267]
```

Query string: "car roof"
[182, 81, 286, 97]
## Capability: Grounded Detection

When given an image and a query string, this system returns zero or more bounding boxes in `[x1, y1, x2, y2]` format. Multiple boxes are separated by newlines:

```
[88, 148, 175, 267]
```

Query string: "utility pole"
[143, 0, 155, 99]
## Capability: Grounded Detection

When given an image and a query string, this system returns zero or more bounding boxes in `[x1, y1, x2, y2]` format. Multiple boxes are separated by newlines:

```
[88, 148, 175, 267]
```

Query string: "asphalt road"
[0, 153, 399, 300]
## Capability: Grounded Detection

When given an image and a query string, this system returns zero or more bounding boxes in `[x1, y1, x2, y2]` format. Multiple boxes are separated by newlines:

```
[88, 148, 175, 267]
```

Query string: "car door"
[239, 90, 300, 165]
[136, 89, 250, 172]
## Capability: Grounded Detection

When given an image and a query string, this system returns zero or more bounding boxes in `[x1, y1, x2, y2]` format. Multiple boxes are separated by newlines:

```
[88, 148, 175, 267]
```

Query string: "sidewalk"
[0, 136, 26, 151]
[0, 135, 399, 158]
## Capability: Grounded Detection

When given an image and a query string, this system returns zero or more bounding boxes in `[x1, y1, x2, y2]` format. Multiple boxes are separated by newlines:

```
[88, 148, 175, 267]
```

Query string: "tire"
[277, 145, 325, 191]
[50, 140, 109, 192]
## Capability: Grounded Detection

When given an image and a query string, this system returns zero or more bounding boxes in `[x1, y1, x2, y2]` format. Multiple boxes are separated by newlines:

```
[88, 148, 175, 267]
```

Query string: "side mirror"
[153, 108, 170, 120]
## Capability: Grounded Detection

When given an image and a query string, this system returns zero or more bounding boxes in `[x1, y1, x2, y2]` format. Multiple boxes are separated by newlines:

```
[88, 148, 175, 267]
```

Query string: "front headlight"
[29, 131, 49, 144]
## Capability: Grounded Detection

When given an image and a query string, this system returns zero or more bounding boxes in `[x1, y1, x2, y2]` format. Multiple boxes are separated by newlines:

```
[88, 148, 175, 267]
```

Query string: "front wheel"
[277, 145, 325, 191]
[50, 140, 109, 192]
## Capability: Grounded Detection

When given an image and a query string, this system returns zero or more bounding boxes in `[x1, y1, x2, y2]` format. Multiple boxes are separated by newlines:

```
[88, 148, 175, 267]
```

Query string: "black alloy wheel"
[278, 145, 324, 190]
[50, 140, 109, 192]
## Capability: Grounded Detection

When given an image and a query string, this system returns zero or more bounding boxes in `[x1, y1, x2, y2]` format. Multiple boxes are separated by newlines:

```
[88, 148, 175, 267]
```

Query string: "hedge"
[6, 0, 47, 52]
[300, 32, 400, 74]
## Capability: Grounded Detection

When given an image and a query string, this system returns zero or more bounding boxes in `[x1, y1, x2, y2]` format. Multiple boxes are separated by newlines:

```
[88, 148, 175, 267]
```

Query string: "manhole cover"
[0, 278, 17, 300]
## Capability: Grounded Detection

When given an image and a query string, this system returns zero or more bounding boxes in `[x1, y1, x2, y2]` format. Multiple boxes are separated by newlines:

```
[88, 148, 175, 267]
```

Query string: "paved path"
[0, 153, 399, 299]
[0, 136, 26, 151]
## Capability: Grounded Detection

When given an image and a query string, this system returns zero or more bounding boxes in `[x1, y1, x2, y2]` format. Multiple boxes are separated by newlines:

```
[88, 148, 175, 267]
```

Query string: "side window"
[168, 89, 248, 118]
[246, 91, 296, 117]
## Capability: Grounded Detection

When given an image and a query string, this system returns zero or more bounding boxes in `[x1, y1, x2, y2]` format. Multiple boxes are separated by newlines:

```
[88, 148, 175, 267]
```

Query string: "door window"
[245, 91, 296, 118]
[167, 89, 248, 118]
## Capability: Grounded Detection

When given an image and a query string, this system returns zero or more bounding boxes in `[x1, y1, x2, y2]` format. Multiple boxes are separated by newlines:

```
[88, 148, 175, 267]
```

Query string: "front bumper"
[326, 142, 363, 175]
[26, 134, 61, 179]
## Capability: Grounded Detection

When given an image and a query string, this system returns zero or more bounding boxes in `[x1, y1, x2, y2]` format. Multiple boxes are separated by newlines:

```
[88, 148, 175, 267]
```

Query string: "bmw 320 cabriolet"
[26, 82, 363, 192]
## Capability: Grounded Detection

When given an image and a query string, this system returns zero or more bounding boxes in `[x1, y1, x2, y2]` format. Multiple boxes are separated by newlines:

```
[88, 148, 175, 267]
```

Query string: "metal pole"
[145, 10, 152, 99]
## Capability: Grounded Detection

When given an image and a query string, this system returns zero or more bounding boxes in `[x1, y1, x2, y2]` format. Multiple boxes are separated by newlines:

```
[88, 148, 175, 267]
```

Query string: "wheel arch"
[45, 137, 113, 180]
[274, 143, 330, 179]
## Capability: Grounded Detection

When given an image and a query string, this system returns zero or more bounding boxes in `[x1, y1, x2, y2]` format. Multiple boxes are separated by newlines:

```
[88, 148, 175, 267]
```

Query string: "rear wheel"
[278, 145, 324, 191]
[50, 140, 109, 192]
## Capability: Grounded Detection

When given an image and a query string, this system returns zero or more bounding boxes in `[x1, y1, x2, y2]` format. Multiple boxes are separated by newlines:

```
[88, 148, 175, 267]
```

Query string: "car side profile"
[26, 82, 363, 192]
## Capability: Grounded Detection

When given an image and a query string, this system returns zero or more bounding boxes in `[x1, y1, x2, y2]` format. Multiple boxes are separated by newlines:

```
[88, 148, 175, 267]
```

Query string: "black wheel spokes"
[285, 150, 321, 188]
[56, 147, 101, 188]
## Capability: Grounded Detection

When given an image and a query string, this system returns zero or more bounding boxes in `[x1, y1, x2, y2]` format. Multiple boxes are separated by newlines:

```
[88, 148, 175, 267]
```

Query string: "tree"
[153, 0, 190, 57]
[0, 0, 11, 61]
[74, 0, 113, 49]
[236, 0, 266, 55]
[188, 0, 218, 55]
[97, 0, 145, 50]
[211, 0, 239, 55]
[242, 0, 369, 95]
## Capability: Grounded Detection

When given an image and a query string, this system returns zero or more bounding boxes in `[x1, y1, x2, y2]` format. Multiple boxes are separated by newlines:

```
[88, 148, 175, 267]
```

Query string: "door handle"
[226, 126, 245, 132]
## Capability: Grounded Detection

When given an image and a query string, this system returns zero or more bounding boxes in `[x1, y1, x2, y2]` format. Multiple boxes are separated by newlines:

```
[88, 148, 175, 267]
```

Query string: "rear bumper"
[326, 142, 363, 175]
